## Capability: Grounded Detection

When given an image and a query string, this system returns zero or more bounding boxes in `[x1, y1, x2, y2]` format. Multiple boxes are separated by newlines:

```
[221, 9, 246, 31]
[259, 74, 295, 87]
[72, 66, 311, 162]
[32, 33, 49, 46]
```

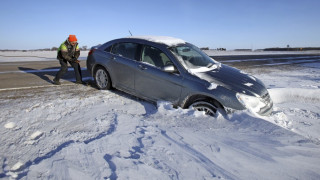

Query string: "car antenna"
[129, 30, 133, 36]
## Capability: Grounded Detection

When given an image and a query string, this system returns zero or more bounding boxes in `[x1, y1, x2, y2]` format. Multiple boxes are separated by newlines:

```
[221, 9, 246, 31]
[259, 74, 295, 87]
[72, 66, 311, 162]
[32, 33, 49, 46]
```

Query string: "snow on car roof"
[128, 36, 186, 46]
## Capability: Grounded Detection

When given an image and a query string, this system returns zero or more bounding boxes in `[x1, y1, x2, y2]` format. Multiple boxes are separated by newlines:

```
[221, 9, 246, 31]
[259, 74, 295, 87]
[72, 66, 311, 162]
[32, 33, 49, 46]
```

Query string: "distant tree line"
[200, 47, 209, 50]
[51, 46, 88, 51]
[200, 47, 226, 51]
[234, 49, 252, 51]
[264, 47, 320, 51]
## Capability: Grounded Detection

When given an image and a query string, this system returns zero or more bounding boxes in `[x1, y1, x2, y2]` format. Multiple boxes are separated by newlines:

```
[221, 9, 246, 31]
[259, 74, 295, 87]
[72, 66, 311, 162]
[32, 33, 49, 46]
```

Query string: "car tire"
[190, 100, 218, 117]
[94, 67, 111, 90]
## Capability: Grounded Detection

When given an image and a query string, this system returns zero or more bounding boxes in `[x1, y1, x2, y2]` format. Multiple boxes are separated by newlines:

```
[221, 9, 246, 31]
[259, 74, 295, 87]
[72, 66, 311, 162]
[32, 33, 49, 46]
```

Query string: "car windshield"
[169, 43, 220, 72]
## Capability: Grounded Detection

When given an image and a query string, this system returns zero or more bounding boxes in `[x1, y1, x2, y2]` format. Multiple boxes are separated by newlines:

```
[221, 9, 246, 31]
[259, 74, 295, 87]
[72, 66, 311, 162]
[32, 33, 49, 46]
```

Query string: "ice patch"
[30, 131, 43, 140]
[25, 103, 41, 112]
[6, 172, 18, 179]
[4, 122, 16, 129]
[11, 162, 24, 171]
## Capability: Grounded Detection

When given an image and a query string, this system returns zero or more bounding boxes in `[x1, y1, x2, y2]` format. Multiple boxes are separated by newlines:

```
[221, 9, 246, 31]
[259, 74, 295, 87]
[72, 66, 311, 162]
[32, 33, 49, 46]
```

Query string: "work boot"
[53, 78, 61, 85]
[75, 81, 84, 85]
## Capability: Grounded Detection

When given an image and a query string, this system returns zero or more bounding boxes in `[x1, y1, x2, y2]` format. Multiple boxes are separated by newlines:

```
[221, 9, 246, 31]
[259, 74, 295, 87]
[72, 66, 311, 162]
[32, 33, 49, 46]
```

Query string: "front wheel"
[190, 100, 218, 117]
[94, 67, 111, 90]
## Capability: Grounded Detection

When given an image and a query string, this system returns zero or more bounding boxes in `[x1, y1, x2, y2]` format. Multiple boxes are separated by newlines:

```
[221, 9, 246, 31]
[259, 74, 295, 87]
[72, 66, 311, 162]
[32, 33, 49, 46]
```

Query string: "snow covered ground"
[0, 52, 320, 179]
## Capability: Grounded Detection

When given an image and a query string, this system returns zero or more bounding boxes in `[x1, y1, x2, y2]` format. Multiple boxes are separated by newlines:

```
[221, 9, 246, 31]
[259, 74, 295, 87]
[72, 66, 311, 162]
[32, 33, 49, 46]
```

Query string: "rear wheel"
[94, 67, 111, 90]
[190, 100, 218, 117]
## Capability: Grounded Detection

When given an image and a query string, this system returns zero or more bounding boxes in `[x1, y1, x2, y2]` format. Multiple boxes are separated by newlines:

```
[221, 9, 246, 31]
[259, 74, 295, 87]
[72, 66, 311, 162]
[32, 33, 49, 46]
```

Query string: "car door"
[109, 42, 139, 92]
[135, 45, 183, 103]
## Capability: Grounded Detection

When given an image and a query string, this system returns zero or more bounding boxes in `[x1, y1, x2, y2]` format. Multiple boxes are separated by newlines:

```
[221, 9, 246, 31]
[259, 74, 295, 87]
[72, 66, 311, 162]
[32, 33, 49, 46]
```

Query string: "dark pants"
[55, 60, 82, 82]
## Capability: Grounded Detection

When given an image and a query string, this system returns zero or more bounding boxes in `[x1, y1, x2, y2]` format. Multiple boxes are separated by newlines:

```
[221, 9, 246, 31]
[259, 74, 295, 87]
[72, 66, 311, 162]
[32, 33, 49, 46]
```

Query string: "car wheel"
[190, 100, 218, 116]
[94, 67, 111, 90]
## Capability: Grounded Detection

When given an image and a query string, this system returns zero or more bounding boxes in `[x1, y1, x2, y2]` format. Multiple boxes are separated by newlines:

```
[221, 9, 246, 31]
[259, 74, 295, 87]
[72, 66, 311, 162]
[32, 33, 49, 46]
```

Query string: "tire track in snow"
[131, 125, 181, 179]
[84, 113, 118, 144]
[103, 154, 118, 180]
[125, 126, 146, 160]
[101, 117, 146, 180]
[0, 158, 7, 178]
[160, 130, 237, 180]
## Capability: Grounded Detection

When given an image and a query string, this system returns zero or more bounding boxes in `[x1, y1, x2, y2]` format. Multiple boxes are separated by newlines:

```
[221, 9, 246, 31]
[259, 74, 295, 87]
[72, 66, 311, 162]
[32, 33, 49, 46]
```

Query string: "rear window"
[111, 43, 139, 60]
[104, 45, 112, 52]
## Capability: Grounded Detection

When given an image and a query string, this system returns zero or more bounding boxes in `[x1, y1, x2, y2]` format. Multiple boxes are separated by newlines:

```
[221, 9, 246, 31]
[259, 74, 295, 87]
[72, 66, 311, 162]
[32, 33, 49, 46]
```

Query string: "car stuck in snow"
[87, 36, 273, 116]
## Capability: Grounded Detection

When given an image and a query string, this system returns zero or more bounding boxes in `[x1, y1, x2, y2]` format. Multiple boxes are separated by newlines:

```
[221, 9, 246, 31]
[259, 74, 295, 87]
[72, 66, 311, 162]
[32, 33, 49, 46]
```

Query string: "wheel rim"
[193, 106, 216, 116]
[95, 69, 108, 89]
[191, 102, 217, 116]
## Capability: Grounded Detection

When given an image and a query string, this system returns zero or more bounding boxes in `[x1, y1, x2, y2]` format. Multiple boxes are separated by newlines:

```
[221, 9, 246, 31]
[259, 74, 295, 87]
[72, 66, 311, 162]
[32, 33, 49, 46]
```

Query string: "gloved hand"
[72, 58, 80, 63]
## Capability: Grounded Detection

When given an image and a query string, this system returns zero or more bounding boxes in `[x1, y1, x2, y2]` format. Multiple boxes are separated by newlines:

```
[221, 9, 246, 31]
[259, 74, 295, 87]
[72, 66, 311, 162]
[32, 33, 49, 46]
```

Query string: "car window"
[111, 43, 139, 60]
[104, 45, 112, 52]
[141, 45, 172, 69]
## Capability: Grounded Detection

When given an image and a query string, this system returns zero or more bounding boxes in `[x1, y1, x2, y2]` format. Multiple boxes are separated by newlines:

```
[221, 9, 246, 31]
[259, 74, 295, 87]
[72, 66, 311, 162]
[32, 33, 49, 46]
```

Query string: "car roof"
[126, 36, 186, 47]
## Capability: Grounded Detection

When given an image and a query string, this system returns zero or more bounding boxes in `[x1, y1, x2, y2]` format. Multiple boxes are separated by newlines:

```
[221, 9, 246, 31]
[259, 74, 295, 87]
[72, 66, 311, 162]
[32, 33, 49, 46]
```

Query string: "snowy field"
[0, 51, 320, 179]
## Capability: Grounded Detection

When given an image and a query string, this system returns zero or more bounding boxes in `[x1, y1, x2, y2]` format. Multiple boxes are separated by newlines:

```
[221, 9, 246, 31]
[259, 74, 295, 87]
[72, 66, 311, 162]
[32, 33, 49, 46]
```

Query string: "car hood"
[193, 64, 268, 96]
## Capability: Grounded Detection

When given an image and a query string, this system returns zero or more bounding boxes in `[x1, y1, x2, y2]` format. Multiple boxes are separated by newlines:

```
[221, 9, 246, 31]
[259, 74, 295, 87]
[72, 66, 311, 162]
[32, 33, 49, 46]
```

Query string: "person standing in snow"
[53, 35, 82, 85]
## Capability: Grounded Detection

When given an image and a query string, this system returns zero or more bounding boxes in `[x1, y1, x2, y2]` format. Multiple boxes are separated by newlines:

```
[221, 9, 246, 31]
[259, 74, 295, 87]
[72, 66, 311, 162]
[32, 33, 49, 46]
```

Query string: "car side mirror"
[163, 65, 178, 73]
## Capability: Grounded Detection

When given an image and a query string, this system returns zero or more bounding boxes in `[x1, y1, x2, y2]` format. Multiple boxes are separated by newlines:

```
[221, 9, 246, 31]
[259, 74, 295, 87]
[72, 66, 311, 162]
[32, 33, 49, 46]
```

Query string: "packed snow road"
[0, 52, 320, 179]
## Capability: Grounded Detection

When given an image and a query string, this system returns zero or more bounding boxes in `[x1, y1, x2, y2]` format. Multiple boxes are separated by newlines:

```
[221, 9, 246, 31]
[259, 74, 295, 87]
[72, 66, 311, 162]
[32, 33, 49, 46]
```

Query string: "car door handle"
[138, 65, 147, 70]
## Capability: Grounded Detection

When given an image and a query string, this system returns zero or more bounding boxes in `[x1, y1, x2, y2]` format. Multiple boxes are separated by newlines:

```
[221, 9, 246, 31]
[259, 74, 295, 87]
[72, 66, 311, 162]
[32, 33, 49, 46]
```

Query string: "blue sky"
[1, 0, 319, 50]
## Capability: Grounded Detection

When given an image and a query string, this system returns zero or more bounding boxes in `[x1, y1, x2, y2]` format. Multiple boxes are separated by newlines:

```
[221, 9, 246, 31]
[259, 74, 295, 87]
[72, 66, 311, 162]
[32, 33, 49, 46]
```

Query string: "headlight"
[236, 93, 266, 113]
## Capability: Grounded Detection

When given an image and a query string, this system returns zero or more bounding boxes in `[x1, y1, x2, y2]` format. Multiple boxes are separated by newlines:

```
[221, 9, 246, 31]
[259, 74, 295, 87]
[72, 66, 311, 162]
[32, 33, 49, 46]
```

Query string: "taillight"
[88, 49, 96, 56]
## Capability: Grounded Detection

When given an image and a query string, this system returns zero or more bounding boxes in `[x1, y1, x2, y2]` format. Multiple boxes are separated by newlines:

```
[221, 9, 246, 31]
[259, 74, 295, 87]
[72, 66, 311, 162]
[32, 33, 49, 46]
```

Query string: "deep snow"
[0, 52, 320, 179]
